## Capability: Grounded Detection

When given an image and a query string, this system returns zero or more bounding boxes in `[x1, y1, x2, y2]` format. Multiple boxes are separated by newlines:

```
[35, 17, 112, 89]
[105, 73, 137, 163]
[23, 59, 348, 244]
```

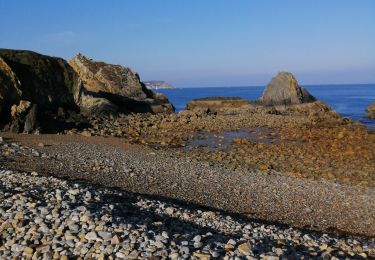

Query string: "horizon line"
[173, 82, 375, 89]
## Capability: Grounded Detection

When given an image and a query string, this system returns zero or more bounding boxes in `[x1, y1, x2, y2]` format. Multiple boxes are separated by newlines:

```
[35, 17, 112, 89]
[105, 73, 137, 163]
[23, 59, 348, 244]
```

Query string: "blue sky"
[0, 0, 374, 87]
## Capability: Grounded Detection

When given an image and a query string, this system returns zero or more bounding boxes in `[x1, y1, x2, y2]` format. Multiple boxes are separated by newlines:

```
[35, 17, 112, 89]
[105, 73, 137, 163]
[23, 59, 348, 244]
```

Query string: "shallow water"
[185, 128, 278, 151]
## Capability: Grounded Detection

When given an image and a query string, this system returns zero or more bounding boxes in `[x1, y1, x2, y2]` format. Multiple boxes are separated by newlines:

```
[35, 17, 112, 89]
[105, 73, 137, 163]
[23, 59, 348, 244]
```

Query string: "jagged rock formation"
[261, 72, 316, 106]
[0, 49, 175, 133]
[366, 102, 375, 119]
[69, 54, 147, 99]
[69, 54, 174, 115]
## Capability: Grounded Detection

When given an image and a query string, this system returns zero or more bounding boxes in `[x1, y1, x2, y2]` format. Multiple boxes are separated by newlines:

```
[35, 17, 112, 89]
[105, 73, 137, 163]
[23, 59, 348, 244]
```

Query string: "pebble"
[85, 231, 98, 241]
[0, 167, 372, 259]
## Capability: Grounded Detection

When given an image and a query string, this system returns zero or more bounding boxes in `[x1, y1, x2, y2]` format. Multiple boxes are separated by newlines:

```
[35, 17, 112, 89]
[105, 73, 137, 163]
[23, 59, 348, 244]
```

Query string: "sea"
[158, 84, 375, 129]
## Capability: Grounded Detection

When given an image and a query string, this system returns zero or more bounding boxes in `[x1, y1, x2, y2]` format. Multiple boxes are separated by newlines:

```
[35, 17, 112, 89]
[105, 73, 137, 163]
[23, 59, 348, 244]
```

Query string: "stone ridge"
[261, 72, 316, 106]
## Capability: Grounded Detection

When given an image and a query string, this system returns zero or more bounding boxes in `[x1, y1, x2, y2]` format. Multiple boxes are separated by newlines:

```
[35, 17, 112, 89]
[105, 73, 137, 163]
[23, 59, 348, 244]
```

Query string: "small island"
[144, 80, 175, 90]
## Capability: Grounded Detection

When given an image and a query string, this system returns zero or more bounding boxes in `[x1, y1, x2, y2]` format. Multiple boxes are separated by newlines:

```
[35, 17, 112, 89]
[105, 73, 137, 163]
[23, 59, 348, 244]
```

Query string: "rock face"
[0, 57, 22, 121]
[7, 100, 40, 133]
[0, 49, 174, 133]
[69, 54, 174, 115]
[366, 102, 375, 119]
[186, 97, 250, 113]
[0, 49, 80, 110]
[0, 49, 80, 132]
[261, 72, 316, 106]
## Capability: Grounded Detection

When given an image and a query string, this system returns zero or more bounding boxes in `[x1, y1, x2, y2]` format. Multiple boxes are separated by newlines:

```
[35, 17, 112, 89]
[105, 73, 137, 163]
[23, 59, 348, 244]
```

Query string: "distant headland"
[144, 81, 175, 90]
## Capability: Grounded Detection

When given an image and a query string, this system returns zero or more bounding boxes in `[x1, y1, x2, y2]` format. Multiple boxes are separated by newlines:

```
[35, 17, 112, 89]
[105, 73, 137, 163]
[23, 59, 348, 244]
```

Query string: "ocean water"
[158, 84, 375, 128]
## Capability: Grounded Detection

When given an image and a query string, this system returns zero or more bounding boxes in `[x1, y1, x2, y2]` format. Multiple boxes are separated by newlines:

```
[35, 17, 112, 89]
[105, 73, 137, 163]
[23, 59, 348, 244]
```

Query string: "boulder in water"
[261, 72, 316, 106]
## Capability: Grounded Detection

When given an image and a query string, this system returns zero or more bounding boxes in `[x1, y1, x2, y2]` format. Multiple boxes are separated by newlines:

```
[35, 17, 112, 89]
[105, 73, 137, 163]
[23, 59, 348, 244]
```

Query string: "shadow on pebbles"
[0, 169, 374, 259]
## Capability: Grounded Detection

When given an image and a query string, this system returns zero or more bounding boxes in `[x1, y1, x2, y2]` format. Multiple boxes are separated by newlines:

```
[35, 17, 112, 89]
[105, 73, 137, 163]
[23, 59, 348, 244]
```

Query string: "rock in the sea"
[366, 102, 375, 119]
[261, 72, 316, 106]
[69, 54, 174, 114]
[186, 97, 249, 113]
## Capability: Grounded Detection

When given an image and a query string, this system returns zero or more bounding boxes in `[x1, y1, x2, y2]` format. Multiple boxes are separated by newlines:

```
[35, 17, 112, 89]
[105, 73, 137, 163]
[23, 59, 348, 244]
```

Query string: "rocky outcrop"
[69, 54, 174, 115]
[0, 49, 80, 110]
[186, 97, 250, 113]
[0, 57, 22, 121]
[7, 100, 40, 133]
[366, 102, 375, 119]
[79, 92, 119, 116]
[0, 49, 81, 132]
[261, 72, 316, 106]
[0, 49, 175, 133]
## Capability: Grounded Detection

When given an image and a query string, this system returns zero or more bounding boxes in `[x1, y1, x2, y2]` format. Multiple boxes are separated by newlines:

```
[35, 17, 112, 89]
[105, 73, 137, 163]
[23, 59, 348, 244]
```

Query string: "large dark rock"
[261, 72, 316, 106]
[6, 100, 39, 133]
[0, 49, 80, 111]
[23, 104, 39, 133]
[0, 57, 22, 122]
[69, 54, 174, 115]
[1, 49, 175, 133]
[366, 102, 375, 119]
[0, 49, 81, 132]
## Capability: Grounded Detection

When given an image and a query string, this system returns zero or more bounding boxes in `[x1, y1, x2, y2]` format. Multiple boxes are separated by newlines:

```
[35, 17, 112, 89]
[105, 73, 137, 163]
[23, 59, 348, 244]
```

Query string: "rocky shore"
[1, 134, 375, 237]
[1, 49, 375, 258]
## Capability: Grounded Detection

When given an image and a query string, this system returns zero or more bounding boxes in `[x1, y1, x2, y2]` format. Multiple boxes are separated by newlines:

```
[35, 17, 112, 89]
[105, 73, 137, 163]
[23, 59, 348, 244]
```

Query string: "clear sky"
[0, 0, 374, 87]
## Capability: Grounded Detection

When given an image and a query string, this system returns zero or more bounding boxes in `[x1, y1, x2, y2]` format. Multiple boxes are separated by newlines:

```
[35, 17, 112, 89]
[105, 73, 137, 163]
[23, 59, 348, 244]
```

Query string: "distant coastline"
[144, 80, 174, 90]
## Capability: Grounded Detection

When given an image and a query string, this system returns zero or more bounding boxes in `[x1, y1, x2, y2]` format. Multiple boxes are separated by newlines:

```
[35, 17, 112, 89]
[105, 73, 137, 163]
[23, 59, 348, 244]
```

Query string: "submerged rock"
[366, 102, 375, 119]
[69, 54, 174, 115]
[261, 72, 316, 106]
